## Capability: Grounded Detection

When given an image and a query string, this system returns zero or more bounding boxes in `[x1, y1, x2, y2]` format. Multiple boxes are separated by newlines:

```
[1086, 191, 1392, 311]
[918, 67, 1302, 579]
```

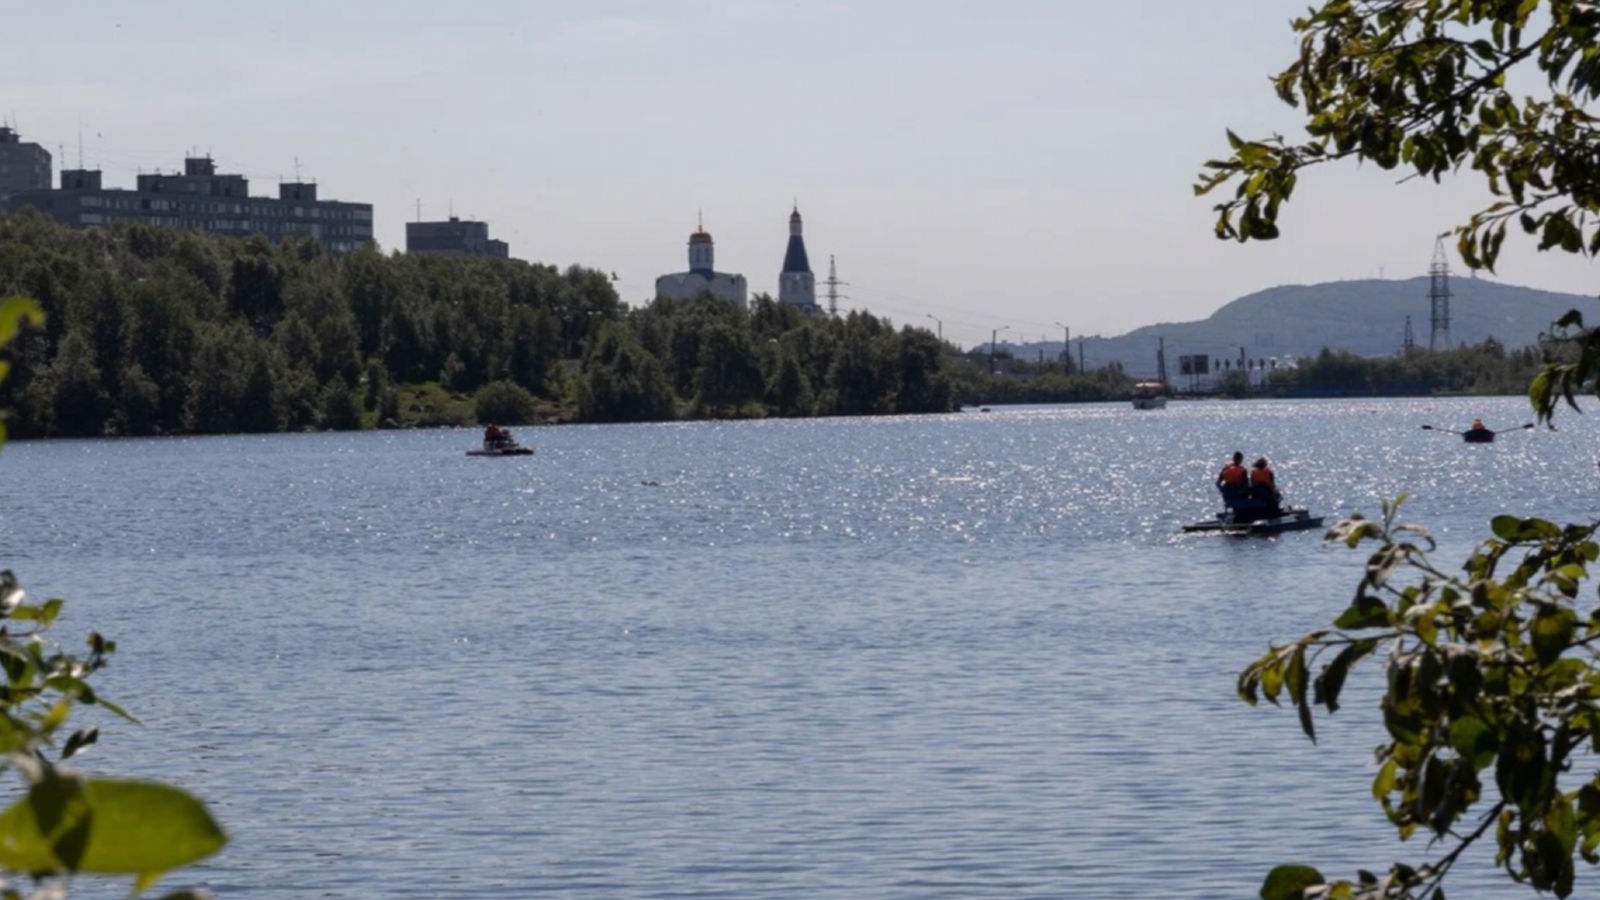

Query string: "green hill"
[1037, 277, 1600, 377]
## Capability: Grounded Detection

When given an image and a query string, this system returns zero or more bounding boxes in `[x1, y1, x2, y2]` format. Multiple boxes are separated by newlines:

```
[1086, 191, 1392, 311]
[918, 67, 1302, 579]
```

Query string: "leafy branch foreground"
[1247, 498, 1600, 900]
[0, 297, 225, 898]
[1189, 1, 1600, 896]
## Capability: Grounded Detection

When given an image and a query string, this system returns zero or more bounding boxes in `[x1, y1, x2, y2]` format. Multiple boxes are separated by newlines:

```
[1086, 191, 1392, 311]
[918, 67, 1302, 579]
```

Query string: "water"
[1, 396, 1594, 899]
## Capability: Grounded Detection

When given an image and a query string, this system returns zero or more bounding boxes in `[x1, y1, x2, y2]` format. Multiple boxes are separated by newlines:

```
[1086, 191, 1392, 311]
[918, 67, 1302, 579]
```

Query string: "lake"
[1, 396, 1593, 899]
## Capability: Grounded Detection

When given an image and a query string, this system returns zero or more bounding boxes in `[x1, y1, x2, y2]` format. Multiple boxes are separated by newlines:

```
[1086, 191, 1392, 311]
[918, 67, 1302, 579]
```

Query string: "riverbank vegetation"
[1261, 340, 1555, 397]
[0, 211, 971, 437]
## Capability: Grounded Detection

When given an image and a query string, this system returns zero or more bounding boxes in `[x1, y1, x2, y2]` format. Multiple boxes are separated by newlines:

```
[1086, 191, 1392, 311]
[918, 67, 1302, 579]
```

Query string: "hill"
[1022, 277, 1600, 377]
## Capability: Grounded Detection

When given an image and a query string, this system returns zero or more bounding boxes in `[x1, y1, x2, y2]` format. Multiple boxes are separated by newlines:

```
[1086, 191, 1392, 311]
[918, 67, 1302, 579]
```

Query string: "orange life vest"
[1251, 468, 1275, 487]
[1219, 464, 1247, 486]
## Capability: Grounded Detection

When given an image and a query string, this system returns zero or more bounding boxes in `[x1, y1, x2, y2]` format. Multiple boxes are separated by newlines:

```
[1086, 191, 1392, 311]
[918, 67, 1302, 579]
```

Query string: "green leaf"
[0, 298, 43, 349]
[1532, 605, 1577, 665]
[1334, 596, 1391, 630]
[1373, 758, 1398, 799]
[1317, 640, 1374, 713]
[1261, 864, 1324, 900]
[0, 777, 226, 880]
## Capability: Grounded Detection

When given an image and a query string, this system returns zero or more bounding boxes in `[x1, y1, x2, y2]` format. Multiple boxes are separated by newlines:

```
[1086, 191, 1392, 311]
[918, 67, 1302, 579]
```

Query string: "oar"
[1421, 424, 1464, 435]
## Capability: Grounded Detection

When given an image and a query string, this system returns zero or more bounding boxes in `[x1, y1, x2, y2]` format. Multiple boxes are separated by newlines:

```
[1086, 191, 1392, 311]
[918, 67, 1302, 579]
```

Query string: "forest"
[0, 211, 999, 437]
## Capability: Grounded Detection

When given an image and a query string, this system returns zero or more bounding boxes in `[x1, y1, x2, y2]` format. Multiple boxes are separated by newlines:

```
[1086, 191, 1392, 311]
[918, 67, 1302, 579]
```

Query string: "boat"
[1181, 507, 1324, 536]
[1421, 422, 1532, 443]
[1131, 382, 1168, 410]
[467, 440, 534, 457]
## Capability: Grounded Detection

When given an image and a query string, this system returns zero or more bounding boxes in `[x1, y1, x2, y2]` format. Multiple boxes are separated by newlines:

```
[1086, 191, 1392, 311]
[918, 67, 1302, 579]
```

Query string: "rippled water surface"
[3, 397, 1596, 899]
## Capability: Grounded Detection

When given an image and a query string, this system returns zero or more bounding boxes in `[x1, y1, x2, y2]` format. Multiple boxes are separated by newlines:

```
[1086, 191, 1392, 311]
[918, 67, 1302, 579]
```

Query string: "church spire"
[779, 203, 817, 311]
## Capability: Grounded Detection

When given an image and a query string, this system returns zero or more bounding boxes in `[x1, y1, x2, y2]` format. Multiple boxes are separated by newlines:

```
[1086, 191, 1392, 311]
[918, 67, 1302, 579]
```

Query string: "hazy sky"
[5, 1, 1598, 348]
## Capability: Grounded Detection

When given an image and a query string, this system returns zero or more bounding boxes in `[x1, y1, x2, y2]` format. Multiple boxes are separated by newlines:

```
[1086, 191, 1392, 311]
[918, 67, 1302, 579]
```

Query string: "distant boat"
[467, 435, 534, 457]
[1131, 382, 1168, 410]
[1421, 422, 1532, 444]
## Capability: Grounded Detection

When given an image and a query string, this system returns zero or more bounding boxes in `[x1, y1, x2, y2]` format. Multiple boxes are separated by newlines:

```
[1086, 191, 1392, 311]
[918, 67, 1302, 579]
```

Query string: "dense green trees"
[1266, 341, 1550, 397]
[0, 213, 968, 435]
[1200, 2, 1600, 898]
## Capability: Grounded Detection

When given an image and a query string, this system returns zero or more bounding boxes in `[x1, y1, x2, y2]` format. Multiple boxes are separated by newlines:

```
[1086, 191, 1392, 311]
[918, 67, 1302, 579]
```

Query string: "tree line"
[0, 211, 980, 437]
[1258, 340, 1554, 397]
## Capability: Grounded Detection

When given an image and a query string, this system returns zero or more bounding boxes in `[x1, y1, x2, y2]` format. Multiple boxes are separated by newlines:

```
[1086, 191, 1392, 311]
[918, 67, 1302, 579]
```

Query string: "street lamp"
[1054, 322, 1070, 371]
[990, 325, 1010, 375]
[925, 314, 943, 342]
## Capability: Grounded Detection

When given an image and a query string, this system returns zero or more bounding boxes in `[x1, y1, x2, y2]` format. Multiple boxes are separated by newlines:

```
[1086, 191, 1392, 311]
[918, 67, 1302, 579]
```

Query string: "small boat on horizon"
[467, 433, 534, 457]
[1131, 382, 1168, 410]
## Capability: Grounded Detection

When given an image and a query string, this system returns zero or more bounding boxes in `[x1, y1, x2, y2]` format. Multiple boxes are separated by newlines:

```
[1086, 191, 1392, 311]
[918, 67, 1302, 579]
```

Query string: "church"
[778, 205, 820, 314]
[655, 218, 748, 309]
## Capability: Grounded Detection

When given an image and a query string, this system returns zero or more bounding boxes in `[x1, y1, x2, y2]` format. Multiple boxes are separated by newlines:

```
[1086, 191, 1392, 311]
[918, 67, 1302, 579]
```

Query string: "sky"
[4, 0, 1599, 350]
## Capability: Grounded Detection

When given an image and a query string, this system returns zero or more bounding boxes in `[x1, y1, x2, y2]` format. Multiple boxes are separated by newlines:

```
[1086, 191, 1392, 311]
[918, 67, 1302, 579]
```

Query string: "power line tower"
[1402, 315, 1415, 352]
[1428, 235, 1453, 351]
[823, 255, 848, 317]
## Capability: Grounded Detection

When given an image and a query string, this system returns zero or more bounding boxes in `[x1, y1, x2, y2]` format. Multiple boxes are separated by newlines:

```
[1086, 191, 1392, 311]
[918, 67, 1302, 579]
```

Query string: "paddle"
[1420, 424, 1464, 435]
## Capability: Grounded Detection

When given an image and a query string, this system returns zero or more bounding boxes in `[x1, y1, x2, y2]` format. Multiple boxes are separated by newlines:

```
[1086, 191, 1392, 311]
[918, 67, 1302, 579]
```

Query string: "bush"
[474, 379, 540, 426]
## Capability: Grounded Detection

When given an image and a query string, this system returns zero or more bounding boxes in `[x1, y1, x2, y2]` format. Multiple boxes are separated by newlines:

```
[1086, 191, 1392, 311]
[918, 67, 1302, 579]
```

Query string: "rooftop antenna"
[293, 156, 302, 182]
[1428, 233, 1453, 351]
[823, 255, 848, 317]
[416, 199, 422, 222]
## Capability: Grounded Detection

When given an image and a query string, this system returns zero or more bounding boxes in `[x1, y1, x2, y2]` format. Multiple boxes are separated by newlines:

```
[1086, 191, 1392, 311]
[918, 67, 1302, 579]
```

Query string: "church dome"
[689, 229, 713, 244]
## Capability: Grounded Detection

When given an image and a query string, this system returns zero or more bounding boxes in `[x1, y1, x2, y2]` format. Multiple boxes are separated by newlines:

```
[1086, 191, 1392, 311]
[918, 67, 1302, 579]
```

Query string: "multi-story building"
[0, 128, 52, 208]
[5, 155, 373, 255]
[405, 216, 509, 258]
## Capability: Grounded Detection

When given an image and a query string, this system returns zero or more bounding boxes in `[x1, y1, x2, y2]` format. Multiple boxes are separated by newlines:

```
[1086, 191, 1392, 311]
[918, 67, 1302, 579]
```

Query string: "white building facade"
[655, 223, 748, 308]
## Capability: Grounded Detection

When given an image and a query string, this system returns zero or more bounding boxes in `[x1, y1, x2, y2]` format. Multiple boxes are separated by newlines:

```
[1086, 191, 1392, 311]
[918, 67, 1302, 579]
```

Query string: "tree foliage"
[1195, 0, 1600, 419]
[1200, 3, 1600, 898]
[0, 217, 963, 433]
[1267, 341, 1553, 396]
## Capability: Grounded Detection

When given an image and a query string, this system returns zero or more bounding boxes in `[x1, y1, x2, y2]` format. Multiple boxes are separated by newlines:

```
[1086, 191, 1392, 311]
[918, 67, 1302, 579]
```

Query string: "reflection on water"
[0, 396, 1585, 899]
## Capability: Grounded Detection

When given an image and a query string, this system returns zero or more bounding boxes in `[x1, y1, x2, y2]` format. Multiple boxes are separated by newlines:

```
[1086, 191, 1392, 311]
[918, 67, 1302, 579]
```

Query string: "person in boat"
[1248, 457, 1282, 515]
[1470, 418, 1487, 432]
[1216, 451, 1249, 509]
[484, 423, 504, 449]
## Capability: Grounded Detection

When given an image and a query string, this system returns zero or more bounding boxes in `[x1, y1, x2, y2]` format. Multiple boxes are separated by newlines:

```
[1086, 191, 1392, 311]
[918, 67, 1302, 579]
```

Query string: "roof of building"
[782, 234, 810, 274]
[689, 229, 712, 244]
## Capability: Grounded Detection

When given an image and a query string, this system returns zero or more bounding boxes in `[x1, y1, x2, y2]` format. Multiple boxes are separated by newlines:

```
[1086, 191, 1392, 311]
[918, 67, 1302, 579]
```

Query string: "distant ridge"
[1019, 277, 1600, 377]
